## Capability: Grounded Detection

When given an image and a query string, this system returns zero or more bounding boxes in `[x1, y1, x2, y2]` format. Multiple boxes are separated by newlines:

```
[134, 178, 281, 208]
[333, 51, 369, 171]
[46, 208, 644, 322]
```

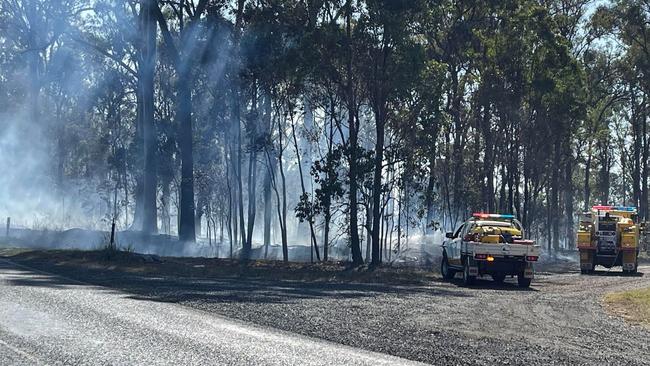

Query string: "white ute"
[440, 213, 541, 288]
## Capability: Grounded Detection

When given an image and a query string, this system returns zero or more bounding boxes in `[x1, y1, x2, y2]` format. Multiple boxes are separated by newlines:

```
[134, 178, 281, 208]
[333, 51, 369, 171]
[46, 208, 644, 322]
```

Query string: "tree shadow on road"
[0, 258, 474, 307]
[117, 273, 475, 305]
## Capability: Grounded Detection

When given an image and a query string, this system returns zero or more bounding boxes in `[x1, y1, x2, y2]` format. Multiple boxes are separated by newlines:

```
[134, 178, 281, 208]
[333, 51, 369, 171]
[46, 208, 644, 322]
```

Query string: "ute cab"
[441, 213, 540, 288]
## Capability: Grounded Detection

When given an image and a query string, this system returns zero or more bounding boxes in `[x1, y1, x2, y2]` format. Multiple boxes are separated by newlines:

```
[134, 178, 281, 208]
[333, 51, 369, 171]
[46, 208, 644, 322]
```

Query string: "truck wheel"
[462, 258, 475, 286]
[492, 273, 506, 284]
[517, 274, 531, 288]
[581, 261, 596, 275]
[441, 255, 456, 280]
[623, 259, 639, 275]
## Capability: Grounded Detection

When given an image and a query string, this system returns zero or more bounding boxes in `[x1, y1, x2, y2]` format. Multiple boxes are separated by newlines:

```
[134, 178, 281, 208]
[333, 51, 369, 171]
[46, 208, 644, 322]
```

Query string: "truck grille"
[599, 222, 616, 232]
[597, 231, 617, 254]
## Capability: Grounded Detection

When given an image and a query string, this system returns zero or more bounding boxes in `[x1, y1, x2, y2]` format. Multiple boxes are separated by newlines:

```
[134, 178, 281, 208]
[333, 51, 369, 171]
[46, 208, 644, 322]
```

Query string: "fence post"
[109, 220, 116, 250]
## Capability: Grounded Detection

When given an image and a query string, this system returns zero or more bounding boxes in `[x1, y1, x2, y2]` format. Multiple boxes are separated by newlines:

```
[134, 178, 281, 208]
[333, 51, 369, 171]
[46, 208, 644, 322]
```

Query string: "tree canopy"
[0, 0, 648, 263]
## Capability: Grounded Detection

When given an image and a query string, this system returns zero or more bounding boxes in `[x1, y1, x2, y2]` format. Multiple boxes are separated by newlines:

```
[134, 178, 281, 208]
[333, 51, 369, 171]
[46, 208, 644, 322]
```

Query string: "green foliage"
[1, 0, 649, 254]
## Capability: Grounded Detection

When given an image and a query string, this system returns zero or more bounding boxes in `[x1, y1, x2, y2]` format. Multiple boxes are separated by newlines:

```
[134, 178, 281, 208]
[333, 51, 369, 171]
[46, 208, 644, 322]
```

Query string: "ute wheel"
[462, 257, 475, 286]
[440, 254, 456, 280]
[492, 273, 506, 284]
[517, 273, 531, 288]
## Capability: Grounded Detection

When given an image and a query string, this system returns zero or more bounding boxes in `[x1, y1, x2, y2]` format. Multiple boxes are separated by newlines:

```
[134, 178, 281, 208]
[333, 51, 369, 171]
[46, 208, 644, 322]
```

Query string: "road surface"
[4, 250, 650, 365]
[0, 259, 422, 365]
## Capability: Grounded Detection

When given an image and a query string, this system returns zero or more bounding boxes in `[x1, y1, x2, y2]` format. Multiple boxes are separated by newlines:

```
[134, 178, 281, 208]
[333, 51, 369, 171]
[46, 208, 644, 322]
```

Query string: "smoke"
[0, 111, 63, 228]
[0, 108, 110, 231]
[388, 230, 445, 266]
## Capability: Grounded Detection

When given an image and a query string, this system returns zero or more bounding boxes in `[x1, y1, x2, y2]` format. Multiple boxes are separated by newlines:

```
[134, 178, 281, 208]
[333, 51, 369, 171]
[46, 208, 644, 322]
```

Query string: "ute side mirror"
[445, 232, 454, 239]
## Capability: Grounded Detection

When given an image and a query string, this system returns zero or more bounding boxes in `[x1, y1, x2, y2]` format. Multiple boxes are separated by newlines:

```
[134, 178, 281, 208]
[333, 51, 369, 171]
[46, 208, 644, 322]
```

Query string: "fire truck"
[441, 213, 540, 288]
[577, 206, 640, 274]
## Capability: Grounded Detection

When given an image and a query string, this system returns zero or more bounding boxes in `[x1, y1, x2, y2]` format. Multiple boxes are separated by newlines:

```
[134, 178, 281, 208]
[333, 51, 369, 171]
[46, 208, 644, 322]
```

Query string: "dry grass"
[0, 248, 438, 285]
[604, 287, 650, 327]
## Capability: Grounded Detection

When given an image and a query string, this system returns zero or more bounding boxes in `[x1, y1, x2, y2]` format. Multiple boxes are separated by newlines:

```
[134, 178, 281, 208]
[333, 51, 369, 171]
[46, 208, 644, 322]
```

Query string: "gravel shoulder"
[2, 249, 650, 365]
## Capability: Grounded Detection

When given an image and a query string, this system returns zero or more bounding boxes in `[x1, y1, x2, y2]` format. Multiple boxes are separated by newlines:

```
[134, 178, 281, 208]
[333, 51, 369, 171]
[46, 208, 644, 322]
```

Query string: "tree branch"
[70, 36, 138, 78]
[153, 3, 181, 66]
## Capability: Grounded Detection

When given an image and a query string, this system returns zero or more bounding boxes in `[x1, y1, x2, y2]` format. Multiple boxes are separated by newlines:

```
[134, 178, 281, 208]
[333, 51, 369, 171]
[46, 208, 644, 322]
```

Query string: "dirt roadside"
[2, 249, 650, 365]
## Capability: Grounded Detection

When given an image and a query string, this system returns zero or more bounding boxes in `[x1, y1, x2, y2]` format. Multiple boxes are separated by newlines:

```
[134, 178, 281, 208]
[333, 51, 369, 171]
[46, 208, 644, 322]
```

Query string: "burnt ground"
[1, 248, 650, 365]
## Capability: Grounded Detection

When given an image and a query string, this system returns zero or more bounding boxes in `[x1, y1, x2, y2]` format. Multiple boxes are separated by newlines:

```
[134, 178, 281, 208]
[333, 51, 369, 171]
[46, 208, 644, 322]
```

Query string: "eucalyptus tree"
[154, 0, 221, 242]
[70, 0, 160, 233]
[592, 0, 650, 219]
[355, 0, 426, 265]
[302, 0, 366, 264]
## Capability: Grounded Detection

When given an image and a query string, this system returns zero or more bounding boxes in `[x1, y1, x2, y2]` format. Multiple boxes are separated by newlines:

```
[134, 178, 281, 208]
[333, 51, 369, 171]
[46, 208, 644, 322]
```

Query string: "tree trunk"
[639, 100, 650, 221]
[523, 168, 530, 230]
[290, 117, 321, 260]
[365, 201, 372, 262]
[598, 139, 611, 205]
[323, 206, 331, 261]
[499, 165, 506, 212]
[345, 1, 363, 265]
[229, 82, 247, 255]
[245, 86, 259, 257]
[141, 0, 158, 235]
[279, 154, 289, 262]
[132, 88, 144, 231]
[154, 3, 196, 242]
[632, 89, 642, 210]
[267, 113, 289, 262]
[450, 67, 464, 223]
[371, 108, 385, 266]
[551, 139, 560, 251]
[26, 0, 40, 135]
[584, 149, 592, 211]
[262, 91, 274, 252]
[177, 72, 196, 242]
[161, 179, 171, 234]
[195, 199, 204, 238]
[565, 151, 575, 249]
[481, 96, 494, 212]
[425, 157, 436, 232]
[226, 155, 234, 257]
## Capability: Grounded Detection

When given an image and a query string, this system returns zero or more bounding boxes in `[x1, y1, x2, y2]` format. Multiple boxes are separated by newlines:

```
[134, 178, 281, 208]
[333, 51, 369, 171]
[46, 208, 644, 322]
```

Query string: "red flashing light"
[526, 256, 538, 262]
[592, 205, 637, 212]
[592, 205, 613, 211]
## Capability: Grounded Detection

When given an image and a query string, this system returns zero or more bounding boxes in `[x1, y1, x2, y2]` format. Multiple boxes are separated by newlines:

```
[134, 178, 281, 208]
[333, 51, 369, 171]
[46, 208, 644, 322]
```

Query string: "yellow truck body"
[576, 206, 639, 274]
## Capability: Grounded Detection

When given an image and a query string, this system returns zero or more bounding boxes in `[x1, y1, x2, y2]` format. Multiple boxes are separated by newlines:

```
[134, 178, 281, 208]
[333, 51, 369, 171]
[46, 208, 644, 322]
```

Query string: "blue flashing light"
[613, 206, 636, 212]
[592, 205, 637, 212]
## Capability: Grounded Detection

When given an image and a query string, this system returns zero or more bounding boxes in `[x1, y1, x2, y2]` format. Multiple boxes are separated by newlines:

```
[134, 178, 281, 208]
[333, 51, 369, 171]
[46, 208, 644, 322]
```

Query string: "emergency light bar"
[592, 205, 636, 212]
[472, 213, 515, 219]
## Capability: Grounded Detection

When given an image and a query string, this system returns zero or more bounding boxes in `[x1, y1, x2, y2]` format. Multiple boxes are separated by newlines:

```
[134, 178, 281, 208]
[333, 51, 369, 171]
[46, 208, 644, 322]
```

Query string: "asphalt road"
[4, 250, 650, 365]
[0, 259, 423, 366]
